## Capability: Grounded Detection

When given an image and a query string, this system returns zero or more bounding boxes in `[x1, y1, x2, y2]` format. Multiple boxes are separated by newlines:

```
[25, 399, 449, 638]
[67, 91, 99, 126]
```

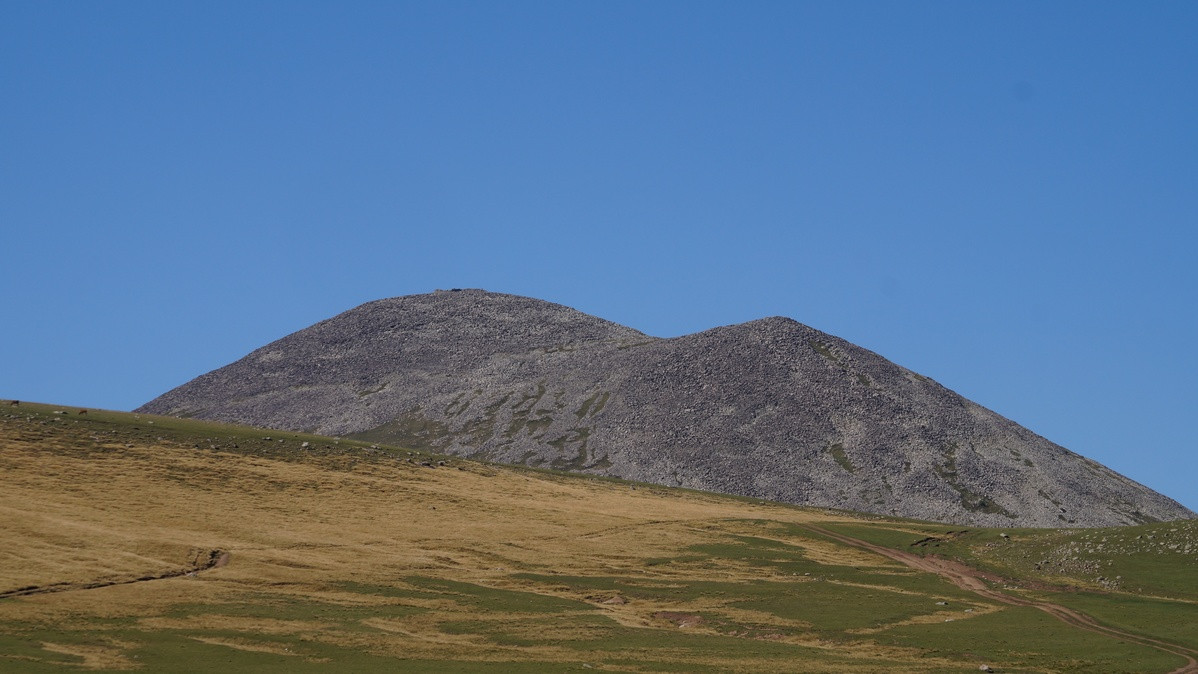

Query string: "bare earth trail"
[804, 525, 1198, 674]
[0, 549, 229, 601]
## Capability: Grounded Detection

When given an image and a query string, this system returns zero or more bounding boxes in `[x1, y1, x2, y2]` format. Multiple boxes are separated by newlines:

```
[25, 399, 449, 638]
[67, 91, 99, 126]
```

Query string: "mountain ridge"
[139, 288, 1194, 527]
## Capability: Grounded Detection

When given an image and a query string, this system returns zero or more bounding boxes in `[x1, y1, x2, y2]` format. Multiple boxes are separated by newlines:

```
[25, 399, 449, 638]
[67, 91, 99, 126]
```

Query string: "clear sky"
[3, 2, 1195, 512]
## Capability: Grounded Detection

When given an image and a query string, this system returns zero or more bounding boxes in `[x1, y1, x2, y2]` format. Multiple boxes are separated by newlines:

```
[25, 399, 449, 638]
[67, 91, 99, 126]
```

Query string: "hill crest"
[138, 289, 1194, 527]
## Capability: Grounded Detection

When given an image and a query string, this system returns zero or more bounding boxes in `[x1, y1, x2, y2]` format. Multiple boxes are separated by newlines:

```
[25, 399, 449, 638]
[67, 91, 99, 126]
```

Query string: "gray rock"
[138, 289, 1194, 527]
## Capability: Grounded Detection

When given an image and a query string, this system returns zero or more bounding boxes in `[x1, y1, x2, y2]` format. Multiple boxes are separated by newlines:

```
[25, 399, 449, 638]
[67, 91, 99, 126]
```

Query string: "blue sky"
[3, 1, 1195, 512]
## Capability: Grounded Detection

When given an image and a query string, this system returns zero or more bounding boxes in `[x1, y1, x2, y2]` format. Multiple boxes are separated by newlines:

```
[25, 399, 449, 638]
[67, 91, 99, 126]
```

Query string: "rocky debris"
[1014, 521, 1198, 587]
[653, 611, 703, 628]
[138, 289, 1195, 527]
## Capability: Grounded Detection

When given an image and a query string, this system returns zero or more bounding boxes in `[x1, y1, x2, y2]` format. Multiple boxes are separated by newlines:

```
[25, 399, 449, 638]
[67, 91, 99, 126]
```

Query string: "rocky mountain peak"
[138, 290, 1194, 527]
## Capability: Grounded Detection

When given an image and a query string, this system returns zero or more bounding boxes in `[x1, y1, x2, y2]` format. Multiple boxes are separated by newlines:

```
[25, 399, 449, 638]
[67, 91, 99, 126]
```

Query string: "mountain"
[138, 289, 1194, 527]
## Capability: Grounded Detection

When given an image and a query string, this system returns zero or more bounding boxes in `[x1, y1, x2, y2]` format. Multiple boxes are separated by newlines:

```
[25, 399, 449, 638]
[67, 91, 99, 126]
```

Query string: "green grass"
[819, 522, 953, 550]
[516, 527, 987, 639]
[0, 578, 596, 673]
[345, 410, 452, 451]
[548, 427, 593, 469]
[574, 391, 610, 419]
[3, 401, 1195, 673]
[166, 594, 429, 625]
[823, 520, 1198, 597]
[856, 521, 1198, 600]
[827, 443, 857, 473]
[402, 577, 593, 613]
[0, 627, 574, 673]
[880, 604, 1187, 673]
[728, 580, 946, 633]
[1041, 591, 1198, 650]
[808, 340, 840, 364]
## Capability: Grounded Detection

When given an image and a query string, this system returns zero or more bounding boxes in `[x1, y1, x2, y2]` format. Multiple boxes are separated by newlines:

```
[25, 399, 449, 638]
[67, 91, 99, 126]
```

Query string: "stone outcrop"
[139, 289, 1194, 527]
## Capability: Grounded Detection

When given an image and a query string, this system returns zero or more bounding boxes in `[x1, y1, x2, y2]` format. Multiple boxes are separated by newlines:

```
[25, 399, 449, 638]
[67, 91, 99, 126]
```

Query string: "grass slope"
[0, 401, 1193, 673]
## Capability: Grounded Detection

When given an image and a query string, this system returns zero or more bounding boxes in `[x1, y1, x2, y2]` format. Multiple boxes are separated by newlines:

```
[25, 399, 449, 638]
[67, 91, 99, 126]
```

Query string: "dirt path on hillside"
[803, 525, 1198, 674]
[0, 549, 229, 600]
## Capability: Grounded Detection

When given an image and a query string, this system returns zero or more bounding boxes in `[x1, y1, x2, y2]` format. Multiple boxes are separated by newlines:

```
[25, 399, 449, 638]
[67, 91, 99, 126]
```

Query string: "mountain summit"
[139, 289, 1193, 527]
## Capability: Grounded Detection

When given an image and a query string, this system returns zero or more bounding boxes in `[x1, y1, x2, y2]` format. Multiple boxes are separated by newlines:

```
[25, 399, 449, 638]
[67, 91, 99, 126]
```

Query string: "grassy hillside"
[826, 518, 1198, 654]
[1, 401, 1194, 672]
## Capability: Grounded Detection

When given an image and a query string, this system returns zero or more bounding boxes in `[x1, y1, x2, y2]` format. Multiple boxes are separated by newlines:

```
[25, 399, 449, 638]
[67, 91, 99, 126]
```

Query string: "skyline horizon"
[3, 2, 1195, 513]
[26, 285, 1194, 515]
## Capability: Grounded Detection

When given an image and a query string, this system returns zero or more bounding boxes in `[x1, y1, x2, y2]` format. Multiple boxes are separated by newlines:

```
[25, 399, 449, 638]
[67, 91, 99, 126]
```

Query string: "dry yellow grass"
[0, 404, 1188, 673]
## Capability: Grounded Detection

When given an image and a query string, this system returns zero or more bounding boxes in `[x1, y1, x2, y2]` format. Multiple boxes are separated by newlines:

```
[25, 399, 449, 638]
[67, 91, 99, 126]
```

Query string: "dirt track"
[804, 524, 1198, 674]
[0, 549, 229, 600]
